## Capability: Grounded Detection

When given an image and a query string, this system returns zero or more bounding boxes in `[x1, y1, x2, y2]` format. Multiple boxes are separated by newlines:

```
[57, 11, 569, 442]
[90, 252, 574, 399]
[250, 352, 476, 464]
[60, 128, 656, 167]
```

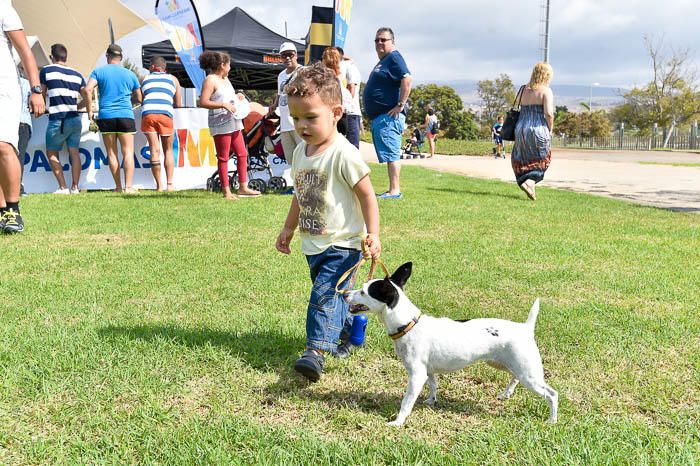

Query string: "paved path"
[360, 143, 700, 212]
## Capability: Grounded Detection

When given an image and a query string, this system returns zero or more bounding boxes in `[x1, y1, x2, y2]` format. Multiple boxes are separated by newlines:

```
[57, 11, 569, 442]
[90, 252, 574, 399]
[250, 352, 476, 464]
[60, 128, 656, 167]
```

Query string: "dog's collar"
[388, 312, 422, 340]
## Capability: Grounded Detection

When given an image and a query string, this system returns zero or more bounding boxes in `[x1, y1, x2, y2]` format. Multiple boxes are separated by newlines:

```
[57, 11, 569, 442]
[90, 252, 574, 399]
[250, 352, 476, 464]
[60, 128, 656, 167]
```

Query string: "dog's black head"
[347, 262, 412, 314]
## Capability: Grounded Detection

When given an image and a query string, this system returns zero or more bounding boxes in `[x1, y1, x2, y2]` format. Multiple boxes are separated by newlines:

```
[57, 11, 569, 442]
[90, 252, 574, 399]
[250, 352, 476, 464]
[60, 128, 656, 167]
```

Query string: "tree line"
[400, 35, 700, 141]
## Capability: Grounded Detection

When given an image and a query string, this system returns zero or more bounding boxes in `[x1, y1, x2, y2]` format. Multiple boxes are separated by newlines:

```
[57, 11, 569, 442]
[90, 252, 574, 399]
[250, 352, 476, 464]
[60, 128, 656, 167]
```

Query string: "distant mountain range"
[426, 79, 628, 112]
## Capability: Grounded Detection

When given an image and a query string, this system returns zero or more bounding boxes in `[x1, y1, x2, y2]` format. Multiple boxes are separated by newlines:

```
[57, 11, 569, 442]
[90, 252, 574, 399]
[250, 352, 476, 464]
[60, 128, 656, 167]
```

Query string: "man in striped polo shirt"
[40, 44, 87, 194]
[141, 56, 181, 191]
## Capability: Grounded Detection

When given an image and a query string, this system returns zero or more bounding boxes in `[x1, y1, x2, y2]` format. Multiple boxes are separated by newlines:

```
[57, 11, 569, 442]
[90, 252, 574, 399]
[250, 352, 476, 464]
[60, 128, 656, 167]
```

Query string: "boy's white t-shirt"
[291, 134, 370, 255]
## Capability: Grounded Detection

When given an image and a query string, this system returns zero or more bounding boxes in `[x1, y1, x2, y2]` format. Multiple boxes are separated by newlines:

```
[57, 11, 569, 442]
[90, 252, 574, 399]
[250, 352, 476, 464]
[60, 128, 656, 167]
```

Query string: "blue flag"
[334, 0, 352, 49]
[155, 0, 205, 93]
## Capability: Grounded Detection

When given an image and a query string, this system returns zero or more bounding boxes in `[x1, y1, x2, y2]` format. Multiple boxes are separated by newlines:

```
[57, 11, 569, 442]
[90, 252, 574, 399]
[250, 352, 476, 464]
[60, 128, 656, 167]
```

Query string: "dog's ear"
[368, 278, 399, 309]
[390, 262, 412, 289]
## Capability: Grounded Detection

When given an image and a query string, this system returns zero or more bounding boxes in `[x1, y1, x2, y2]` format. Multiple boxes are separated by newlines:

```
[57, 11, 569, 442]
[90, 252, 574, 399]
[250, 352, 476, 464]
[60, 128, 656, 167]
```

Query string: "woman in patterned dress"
[511, 62, 554, 200]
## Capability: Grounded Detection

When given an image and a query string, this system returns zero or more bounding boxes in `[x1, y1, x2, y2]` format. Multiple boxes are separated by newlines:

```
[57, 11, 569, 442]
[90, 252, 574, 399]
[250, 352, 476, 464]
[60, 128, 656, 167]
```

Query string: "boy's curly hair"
[284, 62, 342, 107]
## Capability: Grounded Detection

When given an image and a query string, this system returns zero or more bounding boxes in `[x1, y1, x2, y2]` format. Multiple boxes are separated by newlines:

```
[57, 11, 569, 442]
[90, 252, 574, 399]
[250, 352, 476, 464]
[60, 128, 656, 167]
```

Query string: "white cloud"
[117, 0, 697, 88]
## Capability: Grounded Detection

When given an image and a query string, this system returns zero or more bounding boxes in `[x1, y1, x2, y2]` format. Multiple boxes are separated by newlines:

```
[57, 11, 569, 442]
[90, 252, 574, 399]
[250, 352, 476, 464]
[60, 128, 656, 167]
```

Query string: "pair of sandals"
[519, 180, 536, 201]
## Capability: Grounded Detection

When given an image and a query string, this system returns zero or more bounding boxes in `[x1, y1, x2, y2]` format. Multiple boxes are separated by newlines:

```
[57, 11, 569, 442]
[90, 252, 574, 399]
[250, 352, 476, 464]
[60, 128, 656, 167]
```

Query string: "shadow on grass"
[116, 193, 214, 200]
[319, 388, 489, 420]
[98, 324, 299, 373]
[264, 371, 490, 420]
[99, 325, 528, 421]
[73, 190, 210, 200]
[427, 187, 524, 201]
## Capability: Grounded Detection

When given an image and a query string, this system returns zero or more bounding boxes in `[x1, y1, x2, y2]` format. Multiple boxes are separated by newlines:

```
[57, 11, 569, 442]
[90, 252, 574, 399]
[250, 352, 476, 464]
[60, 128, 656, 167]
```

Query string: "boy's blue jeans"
[305, 245, 362, 352]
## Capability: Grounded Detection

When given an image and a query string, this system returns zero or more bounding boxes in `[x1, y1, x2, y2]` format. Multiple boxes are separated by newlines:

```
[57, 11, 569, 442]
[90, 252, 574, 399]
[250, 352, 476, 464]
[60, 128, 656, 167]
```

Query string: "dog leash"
[335, 238, 422, 340]
[335, 236, 390, 295]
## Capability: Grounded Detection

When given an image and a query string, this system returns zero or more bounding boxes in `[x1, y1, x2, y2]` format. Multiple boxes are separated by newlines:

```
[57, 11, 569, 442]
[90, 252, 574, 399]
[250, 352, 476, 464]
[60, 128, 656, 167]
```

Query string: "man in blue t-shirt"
[363, 27, 412, 200]
[85, 44, 142, 193]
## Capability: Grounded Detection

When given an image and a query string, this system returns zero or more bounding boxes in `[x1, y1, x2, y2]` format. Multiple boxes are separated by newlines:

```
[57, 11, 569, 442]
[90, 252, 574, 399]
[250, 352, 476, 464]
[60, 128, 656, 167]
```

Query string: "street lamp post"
[589, 82, 600, 111]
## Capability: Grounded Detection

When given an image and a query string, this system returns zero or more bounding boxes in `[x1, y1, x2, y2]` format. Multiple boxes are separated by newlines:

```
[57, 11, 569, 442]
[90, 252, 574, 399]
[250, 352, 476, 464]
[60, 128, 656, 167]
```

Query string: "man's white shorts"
[0, 82, 21, 153]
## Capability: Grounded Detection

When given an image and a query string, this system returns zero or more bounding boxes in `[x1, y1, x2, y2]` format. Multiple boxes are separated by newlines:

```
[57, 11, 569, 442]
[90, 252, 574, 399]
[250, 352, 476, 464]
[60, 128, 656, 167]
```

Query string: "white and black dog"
[345, 262, 558, 426]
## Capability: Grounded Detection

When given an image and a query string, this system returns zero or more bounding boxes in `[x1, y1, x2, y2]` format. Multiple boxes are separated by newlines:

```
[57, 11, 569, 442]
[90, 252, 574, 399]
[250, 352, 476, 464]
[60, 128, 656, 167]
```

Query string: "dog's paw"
[497, 392, 513, 401]
[387, 419, 405, 427]
[423, 397, 436, 406]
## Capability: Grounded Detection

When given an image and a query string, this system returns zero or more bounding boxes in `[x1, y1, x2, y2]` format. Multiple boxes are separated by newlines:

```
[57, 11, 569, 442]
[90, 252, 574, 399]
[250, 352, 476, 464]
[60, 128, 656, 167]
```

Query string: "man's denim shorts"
[46, 115, 83, 151]
[371, 113, 406, 163]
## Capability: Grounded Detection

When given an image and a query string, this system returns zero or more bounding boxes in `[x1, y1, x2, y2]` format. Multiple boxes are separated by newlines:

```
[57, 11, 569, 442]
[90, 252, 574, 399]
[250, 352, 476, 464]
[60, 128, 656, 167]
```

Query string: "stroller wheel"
[268, 176, 287, 191]
[228, 174, 240, 191]
[207, 175, 222, 192]
[248, 178, 267, 194]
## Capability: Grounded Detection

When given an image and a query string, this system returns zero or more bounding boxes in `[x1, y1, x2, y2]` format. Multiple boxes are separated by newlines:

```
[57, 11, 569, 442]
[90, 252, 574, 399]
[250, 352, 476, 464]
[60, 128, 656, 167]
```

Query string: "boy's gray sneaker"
[294, 349, 324, 382]
[334, 341, 363, 359]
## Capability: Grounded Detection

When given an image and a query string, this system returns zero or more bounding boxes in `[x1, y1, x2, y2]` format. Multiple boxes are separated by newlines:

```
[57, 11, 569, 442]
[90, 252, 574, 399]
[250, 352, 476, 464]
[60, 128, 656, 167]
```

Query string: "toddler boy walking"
[275, 63, 381, 382]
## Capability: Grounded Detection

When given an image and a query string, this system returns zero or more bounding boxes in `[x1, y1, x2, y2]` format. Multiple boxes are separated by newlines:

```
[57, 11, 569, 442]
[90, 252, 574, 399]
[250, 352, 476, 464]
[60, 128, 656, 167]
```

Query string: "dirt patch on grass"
[55, 233, 135, 247]
[163, 376, 214, 417]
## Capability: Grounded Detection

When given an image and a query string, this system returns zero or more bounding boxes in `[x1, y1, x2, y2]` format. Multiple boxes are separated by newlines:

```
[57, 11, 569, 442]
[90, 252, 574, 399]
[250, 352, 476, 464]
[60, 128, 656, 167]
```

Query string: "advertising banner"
[305, 6, 333, 65]
[154, 0, 206, 93]
[334, 0, 353, 49]
[22, 109, 291, 193]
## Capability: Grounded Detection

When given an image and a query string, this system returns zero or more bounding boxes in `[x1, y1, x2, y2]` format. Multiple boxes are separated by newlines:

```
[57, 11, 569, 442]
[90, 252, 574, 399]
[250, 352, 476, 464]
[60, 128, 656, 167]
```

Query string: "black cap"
[106, 44, 123, 56]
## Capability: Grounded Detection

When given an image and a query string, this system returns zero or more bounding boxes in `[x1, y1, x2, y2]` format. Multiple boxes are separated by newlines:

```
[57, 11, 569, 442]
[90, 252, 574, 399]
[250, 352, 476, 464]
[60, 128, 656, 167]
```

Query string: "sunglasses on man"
[374, 38, 392, 43]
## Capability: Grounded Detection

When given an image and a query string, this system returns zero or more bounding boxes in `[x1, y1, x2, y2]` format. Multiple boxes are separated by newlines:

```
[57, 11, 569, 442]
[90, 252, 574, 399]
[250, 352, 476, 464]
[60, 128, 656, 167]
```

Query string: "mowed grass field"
[1, 165, 699, 464]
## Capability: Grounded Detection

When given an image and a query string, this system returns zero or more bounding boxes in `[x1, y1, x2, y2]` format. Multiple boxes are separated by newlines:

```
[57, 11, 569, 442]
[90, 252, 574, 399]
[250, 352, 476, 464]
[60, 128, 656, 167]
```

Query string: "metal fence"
[553, 127, 700, 151]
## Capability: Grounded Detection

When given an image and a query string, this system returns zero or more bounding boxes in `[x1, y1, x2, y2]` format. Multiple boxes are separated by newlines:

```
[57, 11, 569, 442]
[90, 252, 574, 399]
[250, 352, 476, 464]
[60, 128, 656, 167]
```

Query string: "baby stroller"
[206, 102, 287, 194]
[402, 127, 426, 159]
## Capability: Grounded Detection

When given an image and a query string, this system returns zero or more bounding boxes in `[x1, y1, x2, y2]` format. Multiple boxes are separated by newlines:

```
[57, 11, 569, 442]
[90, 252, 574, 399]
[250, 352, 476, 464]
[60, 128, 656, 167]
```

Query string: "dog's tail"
[525, 298, 540, 329]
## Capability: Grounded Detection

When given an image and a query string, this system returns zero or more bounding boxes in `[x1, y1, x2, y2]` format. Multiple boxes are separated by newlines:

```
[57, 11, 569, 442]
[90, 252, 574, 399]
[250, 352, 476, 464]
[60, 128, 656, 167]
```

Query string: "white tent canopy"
[13, 36, 50, 69]
[14, 0, 144, 77]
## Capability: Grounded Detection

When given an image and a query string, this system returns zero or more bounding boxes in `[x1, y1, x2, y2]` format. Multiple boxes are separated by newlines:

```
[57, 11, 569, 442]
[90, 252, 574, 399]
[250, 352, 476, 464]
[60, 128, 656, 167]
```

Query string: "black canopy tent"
[141, 7, 305, 90]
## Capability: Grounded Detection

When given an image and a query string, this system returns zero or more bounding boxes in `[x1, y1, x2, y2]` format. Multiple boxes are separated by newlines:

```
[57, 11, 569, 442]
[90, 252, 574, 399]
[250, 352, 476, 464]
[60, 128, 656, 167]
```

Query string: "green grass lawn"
[1, 166, 699, 464]
[431, 138, 496, 156]
[639, 162, 700, 168]
[361, 132, 496, 156]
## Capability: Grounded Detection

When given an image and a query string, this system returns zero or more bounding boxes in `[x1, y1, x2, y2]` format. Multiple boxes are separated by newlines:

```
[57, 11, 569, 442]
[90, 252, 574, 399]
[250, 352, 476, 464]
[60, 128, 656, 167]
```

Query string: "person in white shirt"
[268, 42, 303, 165]
[0, 1, 45, 234]
[338, 47, 362, 148]
[17, 67, 31, 195]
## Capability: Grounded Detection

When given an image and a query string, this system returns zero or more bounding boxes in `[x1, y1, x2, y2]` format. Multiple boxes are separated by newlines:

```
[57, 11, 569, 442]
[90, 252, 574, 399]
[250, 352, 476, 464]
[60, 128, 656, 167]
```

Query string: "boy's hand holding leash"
[335, 235, 389, 295]
[365, 233, 381, 260]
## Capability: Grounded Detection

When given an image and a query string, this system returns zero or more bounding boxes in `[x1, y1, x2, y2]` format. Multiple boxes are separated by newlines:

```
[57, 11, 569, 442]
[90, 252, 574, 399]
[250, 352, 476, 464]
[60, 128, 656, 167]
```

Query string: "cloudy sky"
[119, 0, 697, 89]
